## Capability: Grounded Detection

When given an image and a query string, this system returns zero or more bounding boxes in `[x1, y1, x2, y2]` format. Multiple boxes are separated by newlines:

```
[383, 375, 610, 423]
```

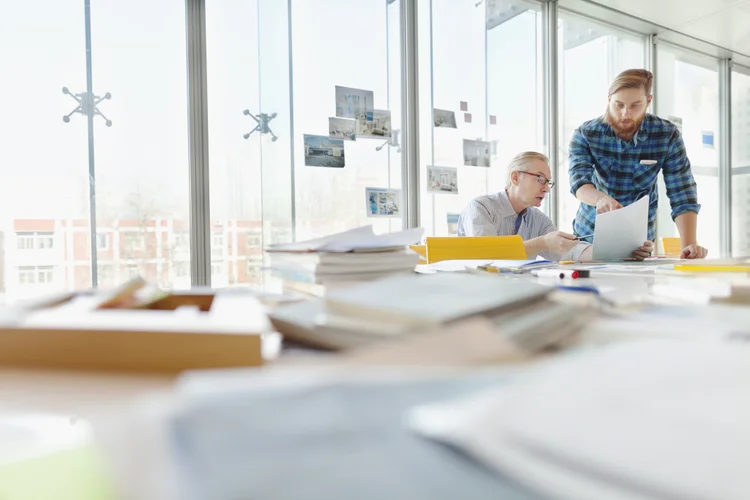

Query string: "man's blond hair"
[505, 151, 549, 189]
[608, 69, 654, 97]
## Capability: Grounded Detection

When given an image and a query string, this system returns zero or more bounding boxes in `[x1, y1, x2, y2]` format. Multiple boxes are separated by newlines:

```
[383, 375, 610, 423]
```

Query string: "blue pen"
[557, 285, 600, 295]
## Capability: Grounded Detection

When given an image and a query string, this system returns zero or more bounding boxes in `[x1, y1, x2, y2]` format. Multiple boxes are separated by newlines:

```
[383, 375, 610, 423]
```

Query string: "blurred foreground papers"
[408, 339, 750, 500]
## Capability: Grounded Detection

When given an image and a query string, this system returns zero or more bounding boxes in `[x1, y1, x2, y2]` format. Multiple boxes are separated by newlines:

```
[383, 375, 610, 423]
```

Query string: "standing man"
[568, 68, 708, 259]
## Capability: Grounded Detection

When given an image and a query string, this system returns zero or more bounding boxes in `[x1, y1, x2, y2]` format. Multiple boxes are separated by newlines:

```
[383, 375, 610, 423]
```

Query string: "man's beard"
[605, 108, 644, 137]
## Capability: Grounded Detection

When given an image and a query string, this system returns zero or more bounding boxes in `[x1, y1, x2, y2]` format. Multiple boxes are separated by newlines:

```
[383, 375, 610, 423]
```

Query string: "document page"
[592, 196, 649, 261]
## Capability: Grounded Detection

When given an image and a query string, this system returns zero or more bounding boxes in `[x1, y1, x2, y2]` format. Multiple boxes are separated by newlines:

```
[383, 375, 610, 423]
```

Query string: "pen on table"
[531, 269, 580, 279]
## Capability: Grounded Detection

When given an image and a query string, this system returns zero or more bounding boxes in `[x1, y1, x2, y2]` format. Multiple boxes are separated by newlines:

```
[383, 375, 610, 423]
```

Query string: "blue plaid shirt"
[568, 114, 700, 242]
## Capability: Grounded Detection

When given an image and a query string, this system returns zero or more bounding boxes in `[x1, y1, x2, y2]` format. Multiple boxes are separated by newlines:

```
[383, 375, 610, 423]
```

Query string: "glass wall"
[732, 66, 750, 257]
[0, 0, 190, 303]
[656, 46, 720, 255]
[418, 0, 543, 236]
[557, 11, 645, 234]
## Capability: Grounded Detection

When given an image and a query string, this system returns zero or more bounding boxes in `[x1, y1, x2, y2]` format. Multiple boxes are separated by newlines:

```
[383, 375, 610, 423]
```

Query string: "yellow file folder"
[425, 236, 528, 264]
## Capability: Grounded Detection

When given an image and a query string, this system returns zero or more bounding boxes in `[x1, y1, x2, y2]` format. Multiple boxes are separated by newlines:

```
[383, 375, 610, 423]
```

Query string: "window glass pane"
[91, 0, 190, 289]
[0, 2, 86, 303]
[419, 0, 543, 236]
[291, 0, 403, 240]
[206, 0, 265, 289]
[558, 12, 645, 233]
[656, 48, 719, 255]
[732, 69, 750, 257]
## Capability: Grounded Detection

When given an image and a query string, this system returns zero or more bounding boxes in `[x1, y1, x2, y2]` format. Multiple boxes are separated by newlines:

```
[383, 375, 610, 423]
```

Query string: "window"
[211, 233, 224, 251]
[123, 233, 145, 252]
[246, 259, 262, 281]
[211, 262, 224, 276]
[37, 266, 54, 284]
[124, 264, 140, 280]
[174, 231, 189, 251]
[0, 0, 191, 300]
[16, 233, 34, 250]
[36, 232, 54, 250]
[558, 12, 645, 232]
[656, 46, 719, 255]
[96, 233, 108, 251]
[419, 0, 544, 236]
[18, 267, 36, 285]
[246, 231, 262, 248]
[731, 67, 750, 257]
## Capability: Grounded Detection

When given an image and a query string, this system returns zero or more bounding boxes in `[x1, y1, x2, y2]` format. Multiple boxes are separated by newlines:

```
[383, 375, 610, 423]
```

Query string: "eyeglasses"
[519, 171, 555, 189]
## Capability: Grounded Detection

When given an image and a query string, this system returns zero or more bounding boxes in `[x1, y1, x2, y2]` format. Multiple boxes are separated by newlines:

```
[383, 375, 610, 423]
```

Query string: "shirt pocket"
[631, 159, 659, 190]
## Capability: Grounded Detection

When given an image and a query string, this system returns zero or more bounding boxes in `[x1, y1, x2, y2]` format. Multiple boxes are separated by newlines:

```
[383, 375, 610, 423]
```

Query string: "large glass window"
[732, 66, 750, 257]
[558, 11, 645, 233]
[1, 1, 190, 303]
[656, 46, 719, 255]
[419, 0, 543, 236]
[207, 0, 402, 289]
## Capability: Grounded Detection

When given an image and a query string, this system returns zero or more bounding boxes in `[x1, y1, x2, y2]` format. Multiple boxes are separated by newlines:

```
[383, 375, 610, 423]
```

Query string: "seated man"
[456, 151, 652, 261]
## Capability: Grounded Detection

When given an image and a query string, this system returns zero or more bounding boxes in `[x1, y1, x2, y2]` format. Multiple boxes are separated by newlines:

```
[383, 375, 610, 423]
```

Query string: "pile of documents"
[268, 272, 593, 351]
[265, 225, 424, 297]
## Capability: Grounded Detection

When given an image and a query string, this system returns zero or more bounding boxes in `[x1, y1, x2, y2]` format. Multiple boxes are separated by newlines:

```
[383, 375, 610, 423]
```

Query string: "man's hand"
[544, 231, 579, 254]
[595, 194, 623, 214]
[632, 240, 653, 261]
[680, 243, 708, 259]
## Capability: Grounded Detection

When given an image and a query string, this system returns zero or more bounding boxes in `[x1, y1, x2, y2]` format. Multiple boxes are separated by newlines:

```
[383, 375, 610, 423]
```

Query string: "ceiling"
[585, 0, 750, 60]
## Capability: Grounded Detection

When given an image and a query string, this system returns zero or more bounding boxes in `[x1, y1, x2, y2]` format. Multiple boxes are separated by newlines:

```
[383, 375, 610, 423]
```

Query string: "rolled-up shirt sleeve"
[663, 130, 701, 220]
[457, 200, 498, 236]
[568, 127, 596, 196]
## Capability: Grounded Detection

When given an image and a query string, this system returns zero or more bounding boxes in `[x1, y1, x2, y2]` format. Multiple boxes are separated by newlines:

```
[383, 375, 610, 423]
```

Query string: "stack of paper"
[266, 226, 424, 296]
[408, 339, 750, 500]
[267, 272, 587, 351]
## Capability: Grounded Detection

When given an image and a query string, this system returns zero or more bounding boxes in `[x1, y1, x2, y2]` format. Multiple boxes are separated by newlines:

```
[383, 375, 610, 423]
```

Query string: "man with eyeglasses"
[569, 68, 708, 259]
[457, 151, 653, 261]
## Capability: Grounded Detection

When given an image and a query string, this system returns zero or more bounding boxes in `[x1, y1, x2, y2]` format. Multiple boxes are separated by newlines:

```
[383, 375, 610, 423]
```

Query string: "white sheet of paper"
[592, 196, 649, 261]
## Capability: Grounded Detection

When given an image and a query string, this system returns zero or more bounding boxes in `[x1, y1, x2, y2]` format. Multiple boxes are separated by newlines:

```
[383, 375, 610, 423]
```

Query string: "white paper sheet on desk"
[592, 196, 649, 261]
[408, 339, 750, 500]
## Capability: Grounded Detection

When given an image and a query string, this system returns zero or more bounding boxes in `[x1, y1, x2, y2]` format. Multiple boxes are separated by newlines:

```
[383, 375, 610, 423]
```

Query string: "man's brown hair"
[608, 69, 654, 97]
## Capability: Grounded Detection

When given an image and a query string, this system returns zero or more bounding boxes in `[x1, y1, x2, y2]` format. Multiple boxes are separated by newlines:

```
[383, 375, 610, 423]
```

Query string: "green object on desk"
[0, 445, 117, 500]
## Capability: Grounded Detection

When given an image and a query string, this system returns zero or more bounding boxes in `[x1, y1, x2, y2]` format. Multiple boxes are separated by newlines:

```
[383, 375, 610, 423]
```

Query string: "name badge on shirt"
[640, 160, 657, 165]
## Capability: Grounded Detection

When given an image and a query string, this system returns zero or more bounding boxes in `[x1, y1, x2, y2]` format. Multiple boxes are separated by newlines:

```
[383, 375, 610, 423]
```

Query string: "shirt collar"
[497, 190, 526, 219]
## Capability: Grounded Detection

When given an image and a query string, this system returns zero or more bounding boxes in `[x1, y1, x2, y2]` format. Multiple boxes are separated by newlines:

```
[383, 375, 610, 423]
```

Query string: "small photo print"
[335, 85, 374, 132]
[427, 165, 458, 194]
[329, 117, 356, 141]
[464, 113, 472, 123]
[358, 109, 392, 139]
[433, 108, 457, 128]
[460, 101, 468, 112]
[303, 134, 346, 168]
[489, 115, 497, 125]
[463, 139, 491, 167]
[365, 187, 401, 218]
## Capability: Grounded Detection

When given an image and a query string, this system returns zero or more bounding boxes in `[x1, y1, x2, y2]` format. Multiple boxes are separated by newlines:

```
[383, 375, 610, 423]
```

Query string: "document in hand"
[266, 225, 425, 253]
[408, 339, 750, 500]
[592, 195, 648, 261]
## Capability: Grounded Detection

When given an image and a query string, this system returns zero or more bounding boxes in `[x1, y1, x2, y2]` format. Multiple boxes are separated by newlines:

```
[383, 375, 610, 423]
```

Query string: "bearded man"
[568, 68, 708, 259]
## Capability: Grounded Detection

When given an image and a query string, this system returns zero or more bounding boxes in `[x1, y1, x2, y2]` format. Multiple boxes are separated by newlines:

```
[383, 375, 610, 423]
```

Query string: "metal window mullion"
[400, 0, 420, 229]
[719, 58, 732, 257]
[542, 0, 559, 226]
[186, 0, 211, 287]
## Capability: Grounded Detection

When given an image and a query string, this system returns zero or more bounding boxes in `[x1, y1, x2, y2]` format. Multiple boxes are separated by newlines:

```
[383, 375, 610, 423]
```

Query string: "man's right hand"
[544, 231, 579, 254]
[595, 194, 623, 214]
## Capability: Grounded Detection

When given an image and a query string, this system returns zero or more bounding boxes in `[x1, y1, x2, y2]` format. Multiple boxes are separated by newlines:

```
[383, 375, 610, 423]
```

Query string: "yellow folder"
[673, 264, 750, 273]
[425, 236, 528, 264]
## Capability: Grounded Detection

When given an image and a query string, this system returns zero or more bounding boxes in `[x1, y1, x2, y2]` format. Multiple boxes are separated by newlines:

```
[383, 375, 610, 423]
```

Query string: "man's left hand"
[680, 243, 708, 259]
[632, 240, 653, 261]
